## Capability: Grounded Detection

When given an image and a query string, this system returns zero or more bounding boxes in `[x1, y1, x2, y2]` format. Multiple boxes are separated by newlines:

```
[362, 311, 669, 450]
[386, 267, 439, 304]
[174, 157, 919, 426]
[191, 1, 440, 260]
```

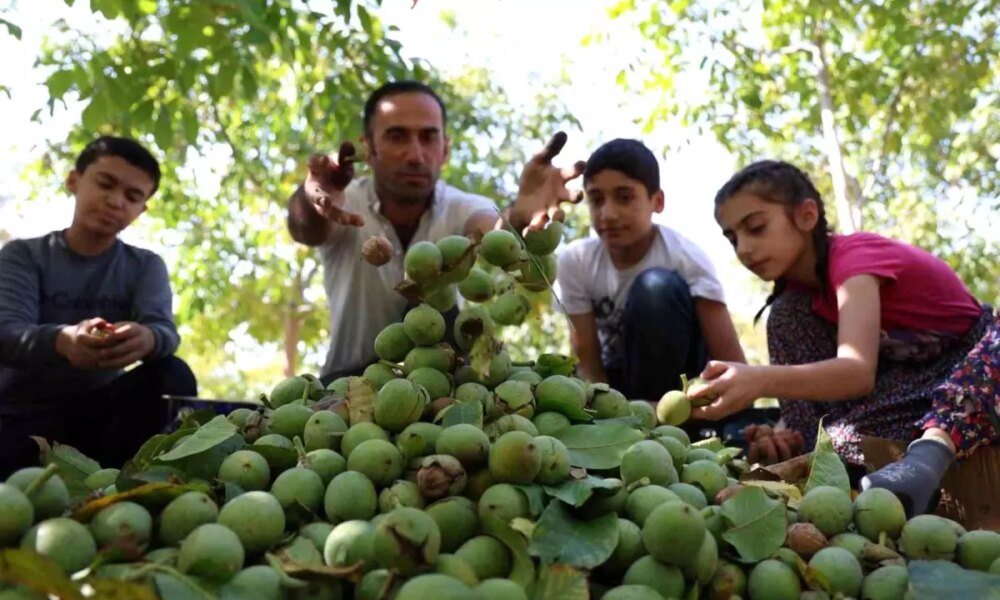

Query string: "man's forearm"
[144, 324, 180, 360]
[0, 323, 65, 368]
[287, 184, 333, 246]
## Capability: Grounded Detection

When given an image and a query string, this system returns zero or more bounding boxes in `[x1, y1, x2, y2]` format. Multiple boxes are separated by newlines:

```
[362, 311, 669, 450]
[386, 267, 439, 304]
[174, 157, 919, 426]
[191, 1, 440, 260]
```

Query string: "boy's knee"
[141, 356, 198, 396]
[627, 268, 690, 314]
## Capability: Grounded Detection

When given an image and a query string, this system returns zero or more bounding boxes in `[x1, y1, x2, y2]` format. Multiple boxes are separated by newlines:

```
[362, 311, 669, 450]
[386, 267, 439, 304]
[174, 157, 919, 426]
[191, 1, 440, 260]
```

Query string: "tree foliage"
[27, 0, 577, 396]
[609, 0, 1000, 303]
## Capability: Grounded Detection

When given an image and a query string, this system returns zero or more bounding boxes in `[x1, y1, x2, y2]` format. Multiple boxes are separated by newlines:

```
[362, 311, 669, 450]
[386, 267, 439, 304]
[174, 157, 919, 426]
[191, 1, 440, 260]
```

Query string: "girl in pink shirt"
[692, 160, 999, 516]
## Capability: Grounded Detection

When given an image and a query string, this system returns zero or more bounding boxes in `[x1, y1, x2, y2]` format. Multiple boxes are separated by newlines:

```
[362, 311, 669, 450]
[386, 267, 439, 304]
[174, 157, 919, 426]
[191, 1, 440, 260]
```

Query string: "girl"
[691, 160, 999, 516]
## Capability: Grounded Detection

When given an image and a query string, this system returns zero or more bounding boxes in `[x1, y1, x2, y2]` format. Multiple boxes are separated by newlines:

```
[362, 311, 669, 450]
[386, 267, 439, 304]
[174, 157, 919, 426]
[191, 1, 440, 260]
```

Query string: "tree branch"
[862, 69, 911, 202]
[302, 261, 321, 289]
[809, 29, 860, 232]
[210, 100, 265, 190]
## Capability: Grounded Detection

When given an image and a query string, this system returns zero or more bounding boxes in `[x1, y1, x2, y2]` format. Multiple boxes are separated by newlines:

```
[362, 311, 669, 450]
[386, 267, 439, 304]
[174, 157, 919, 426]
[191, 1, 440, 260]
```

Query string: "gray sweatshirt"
[0, 231, 180, 413]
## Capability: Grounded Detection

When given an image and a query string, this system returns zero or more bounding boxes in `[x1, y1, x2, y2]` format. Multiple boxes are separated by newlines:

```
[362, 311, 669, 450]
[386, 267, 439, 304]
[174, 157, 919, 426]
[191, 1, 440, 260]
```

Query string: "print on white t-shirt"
[556, 226, 725, 369]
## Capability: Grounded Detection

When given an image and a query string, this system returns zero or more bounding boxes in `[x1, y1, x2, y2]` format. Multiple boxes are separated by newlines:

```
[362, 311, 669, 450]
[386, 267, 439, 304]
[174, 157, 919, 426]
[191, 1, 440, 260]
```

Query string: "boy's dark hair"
[363, 80, 447, 136]
[714, 160, 833, 322]
[583, 139, 660, 195]
[75, 136, 162, 195]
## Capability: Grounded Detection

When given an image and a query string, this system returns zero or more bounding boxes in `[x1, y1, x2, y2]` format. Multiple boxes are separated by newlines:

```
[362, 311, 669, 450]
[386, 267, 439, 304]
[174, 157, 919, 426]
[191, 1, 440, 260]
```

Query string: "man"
[288, 80, 582, 382]
[0, 136, 196, 475]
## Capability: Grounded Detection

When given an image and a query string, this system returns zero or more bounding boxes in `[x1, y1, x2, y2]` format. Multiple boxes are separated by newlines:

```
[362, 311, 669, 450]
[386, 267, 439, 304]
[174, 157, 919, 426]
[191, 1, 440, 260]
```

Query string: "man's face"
[364, 91, 449, 204]
[67, 155, 154, 237]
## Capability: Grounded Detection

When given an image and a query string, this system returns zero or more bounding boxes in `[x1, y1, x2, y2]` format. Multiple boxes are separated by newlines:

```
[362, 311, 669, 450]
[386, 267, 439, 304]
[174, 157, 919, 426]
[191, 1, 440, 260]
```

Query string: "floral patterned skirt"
[766, 292, 999, 464]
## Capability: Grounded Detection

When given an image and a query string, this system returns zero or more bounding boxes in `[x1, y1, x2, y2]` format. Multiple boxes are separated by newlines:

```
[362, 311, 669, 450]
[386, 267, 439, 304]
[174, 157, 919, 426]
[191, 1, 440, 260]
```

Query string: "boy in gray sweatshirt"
[0, 136, 196, 475]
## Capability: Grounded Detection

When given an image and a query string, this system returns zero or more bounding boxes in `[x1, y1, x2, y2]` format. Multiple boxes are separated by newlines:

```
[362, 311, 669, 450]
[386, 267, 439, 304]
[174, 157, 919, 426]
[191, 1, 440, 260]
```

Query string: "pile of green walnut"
[2, 227, 999, 600]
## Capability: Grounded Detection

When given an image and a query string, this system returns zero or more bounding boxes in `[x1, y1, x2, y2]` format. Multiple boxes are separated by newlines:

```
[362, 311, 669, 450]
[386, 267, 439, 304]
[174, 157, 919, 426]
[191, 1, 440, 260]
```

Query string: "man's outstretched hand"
[508, 132, 586, 234]
[303, 141, 365, 227]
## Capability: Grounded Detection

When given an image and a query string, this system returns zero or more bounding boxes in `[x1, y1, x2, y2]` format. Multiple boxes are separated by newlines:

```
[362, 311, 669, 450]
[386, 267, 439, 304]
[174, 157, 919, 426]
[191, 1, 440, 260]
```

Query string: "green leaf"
[124, 427, 198, 472]
[692, 436, 725, 453]
[159, 439, 243, 481]
[156, 416, 239, 461]
[128, 465, 191, 485]
[0, 17, 22, 39]
[555, 424, 644, 469]
[804, 418, 850, 495]
[534, 354, 578, 378]
[908, 559, 1000, 599]
[90, 0, 122, 20]
[181, 106, 199, 143]
[530, 501, 618, 568]
[439, 400, 483, 428]
[81, 93, 109, 130]
[153, 104, 173, 151]
[593, 415, 644, 428]
[357, 5, 374, 36]
[39, 442, 100, 504]
[542, 476, 622, 508]
[530, 563, 589, 600]
[480, 514, 535, 588]
[720, 487, 787, 562]
[179, 408, 218, 430]
[716, 446, 742, 465]
[84, 577, 160, 599]
[45, 69, 77, 98]
[239, 64, 257, 100]
[72, 481, 199, 521]
[153, 570, 219, 600]
[514, 484, 546, 517]
[130, 100, 155, 131]
[0, 549, 83, 599]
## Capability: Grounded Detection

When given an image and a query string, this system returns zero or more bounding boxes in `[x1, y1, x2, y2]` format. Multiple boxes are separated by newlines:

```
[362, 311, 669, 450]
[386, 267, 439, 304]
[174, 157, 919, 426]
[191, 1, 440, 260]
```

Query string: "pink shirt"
[811, 233, 982, 338]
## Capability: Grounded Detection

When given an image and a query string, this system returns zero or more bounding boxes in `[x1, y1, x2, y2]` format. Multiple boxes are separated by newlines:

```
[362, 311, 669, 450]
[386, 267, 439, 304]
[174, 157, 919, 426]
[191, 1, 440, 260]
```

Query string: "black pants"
[0, 356, 197, 477]
[605, 268, 709, 402]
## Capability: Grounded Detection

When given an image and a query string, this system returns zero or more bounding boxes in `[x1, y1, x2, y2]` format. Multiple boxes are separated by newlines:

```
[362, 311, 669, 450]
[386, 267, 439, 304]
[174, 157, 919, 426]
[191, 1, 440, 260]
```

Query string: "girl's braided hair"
[714, 160, 833, 322]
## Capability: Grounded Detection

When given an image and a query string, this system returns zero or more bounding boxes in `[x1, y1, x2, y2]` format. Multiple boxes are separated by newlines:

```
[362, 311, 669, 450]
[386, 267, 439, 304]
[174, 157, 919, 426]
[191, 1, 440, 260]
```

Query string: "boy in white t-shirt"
[557, 139, 746, 402]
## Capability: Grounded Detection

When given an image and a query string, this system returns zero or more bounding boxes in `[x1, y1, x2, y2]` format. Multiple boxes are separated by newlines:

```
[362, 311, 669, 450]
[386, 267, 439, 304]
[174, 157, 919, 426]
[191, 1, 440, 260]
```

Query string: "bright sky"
[0, 0, 764, 321]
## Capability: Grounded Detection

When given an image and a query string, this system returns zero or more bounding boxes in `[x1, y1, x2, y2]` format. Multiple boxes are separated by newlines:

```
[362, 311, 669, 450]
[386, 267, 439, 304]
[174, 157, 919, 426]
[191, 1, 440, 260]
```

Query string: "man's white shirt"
[318, 176, 495, 377]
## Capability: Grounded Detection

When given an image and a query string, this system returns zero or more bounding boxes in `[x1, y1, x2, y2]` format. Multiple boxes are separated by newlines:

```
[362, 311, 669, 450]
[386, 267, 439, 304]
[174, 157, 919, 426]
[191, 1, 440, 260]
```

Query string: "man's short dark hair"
[363, 80, 447, 136]
[584, 139, 660, 195]
[75, 136, 162, 195]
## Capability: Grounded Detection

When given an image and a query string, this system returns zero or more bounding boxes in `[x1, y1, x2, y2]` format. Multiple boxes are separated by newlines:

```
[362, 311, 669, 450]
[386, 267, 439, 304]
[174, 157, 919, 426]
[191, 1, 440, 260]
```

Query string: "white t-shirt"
[318, 176, 496, 377]
[556, 225, 726, 369]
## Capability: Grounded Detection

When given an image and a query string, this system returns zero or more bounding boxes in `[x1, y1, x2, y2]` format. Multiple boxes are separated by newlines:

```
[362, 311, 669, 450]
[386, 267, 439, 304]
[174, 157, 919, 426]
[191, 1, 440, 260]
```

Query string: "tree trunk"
[283, 267, 305, 377]
[283, 311, 300, 377]
[811, 37, 861, 233]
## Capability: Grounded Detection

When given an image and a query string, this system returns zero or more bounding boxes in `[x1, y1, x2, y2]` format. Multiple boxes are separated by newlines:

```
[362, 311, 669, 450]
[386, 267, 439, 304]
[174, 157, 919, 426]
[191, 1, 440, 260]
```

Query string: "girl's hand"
[689, 361, 767, 420]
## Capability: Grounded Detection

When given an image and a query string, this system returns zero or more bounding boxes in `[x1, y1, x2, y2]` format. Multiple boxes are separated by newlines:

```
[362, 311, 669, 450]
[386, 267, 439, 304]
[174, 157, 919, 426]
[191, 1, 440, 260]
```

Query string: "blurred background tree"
[2, 0, 996, 398]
